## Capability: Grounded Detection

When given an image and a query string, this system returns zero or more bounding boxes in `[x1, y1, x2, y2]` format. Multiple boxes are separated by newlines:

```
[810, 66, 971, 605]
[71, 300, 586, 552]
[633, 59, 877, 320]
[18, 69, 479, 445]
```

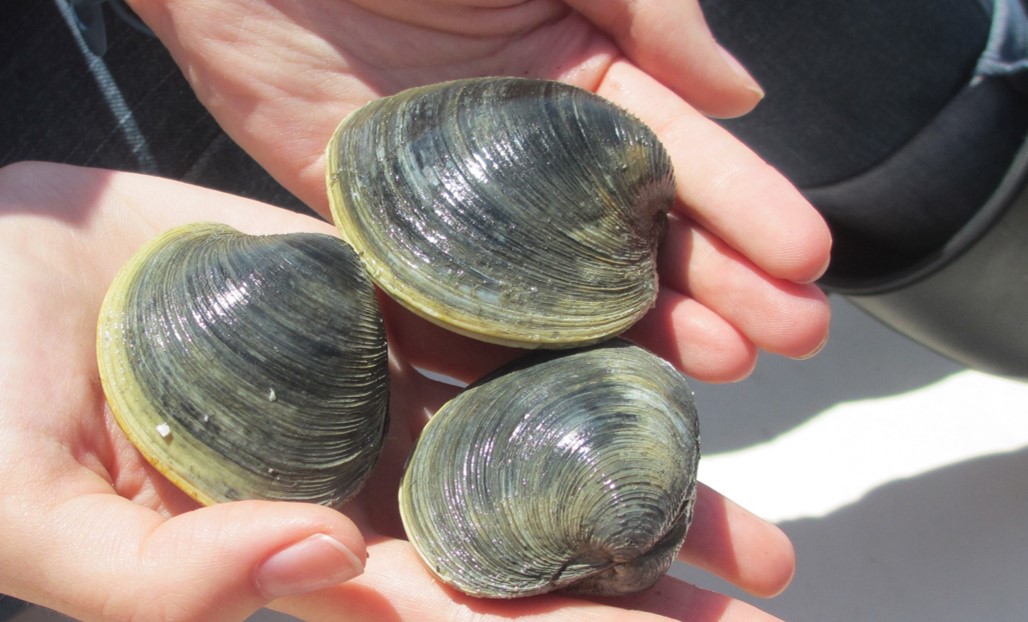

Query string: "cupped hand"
[124, 0, 832, 383]
[0, 163, 794, 621]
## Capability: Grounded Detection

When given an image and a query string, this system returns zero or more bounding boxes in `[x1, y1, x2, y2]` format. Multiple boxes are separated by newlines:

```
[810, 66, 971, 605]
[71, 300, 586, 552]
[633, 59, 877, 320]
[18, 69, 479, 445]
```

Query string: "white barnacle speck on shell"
[96, 223, 390, 509]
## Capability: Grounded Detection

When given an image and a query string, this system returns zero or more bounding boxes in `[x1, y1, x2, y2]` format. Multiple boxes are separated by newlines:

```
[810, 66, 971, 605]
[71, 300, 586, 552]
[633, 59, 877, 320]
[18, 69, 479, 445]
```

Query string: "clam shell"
[398, 340, 700, 598]
[97, 223, 389, 508]
[327, 77, 675, 348]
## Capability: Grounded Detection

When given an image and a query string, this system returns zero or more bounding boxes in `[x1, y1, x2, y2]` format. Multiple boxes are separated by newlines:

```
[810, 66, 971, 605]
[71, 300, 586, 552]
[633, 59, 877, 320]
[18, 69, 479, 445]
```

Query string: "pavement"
[671, 295, 1028, 621]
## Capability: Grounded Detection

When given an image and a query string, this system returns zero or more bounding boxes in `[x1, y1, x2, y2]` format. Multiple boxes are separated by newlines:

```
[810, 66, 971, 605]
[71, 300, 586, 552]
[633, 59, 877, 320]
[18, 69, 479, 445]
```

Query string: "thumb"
[21, 496, 366, 622]
[564, 0, 765, 118]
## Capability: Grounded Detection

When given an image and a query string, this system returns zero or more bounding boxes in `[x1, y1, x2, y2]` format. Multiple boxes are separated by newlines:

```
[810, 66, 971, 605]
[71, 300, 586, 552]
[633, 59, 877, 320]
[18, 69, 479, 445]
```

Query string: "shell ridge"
[327, 77, 674, 346]
[98, 224, 389, 508]
[399, 341, 700, 598]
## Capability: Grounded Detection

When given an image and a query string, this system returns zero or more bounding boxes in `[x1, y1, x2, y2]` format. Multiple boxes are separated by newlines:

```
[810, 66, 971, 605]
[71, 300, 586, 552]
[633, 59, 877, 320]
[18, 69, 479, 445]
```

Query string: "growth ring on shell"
[398, 340, 700, 598]
[327, 77, 675, 348]
[96, 223, 390, 508]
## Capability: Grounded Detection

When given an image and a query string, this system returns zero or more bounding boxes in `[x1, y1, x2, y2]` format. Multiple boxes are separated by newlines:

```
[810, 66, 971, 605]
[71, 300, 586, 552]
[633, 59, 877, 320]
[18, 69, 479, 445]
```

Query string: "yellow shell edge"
[324, 109, 648, 349]
[96, 223, 252, 507]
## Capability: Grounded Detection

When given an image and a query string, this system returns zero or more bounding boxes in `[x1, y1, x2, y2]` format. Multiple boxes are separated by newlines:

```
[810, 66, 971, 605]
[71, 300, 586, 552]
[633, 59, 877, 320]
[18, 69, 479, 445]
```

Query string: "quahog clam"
[398, 340, 700, 598]
[96, 223, 389, 509]
[327, 77, 675, 348]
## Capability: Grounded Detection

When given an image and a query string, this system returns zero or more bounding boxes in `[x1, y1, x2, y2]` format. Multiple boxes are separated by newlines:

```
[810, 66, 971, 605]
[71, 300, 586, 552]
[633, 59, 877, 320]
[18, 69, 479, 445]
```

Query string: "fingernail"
[798, 253, 832, 285]
[256, 534, 365, 599]
[799, 328, 831, 360]
[717, 44, 765, 101]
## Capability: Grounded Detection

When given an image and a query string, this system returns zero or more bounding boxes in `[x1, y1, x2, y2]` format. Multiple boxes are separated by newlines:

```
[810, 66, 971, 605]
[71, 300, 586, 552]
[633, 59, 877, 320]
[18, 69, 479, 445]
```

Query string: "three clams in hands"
[96, 77, 701, 598]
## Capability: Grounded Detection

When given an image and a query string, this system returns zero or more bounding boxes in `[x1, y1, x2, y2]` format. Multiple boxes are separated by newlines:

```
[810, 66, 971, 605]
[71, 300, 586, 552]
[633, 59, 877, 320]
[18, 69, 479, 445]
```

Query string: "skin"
[1, 163, 794, 621]
[2, 0, 830, 619]
[124, 0, 833, 384]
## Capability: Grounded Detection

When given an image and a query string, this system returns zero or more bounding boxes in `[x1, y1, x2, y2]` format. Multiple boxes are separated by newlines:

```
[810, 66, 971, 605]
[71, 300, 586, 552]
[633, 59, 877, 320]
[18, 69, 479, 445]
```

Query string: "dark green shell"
[97, 223, 389, 509]
[398, 340, 700, 598]
[328, 77, 675, 347]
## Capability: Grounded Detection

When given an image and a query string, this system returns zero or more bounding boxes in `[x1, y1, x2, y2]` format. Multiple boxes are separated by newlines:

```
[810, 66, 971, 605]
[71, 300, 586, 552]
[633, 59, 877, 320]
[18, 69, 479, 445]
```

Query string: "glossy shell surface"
[398, 340, 700, 598]
[327, 77, 675, 347]
[96, 223, 389, 508]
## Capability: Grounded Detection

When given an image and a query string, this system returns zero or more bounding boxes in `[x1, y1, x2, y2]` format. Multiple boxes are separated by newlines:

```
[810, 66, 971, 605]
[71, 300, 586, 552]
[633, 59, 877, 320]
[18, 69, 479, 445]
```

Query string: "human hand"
[0, 162, 794, 621]
[124, 0, 833, 383]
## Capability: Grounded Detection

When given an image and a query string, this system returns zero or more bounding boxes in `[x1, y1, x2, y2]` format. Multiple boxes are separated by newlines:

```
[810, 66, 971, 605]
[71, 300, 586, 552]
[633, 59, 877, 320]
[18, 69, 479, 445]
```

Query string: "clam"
[96, 223, 389, 509]
[327, 77, 675, 348]
[398, 340, 700, 598]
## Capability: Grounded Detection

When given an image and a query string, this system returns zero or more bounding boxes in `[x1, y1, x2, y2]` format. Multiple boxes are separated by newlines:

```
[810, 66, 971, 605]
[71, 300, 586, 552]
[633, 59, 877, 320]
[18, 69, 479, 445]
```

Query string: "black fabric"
[0, 0, 308, 213]
[701, 0, 993, 187]
[808, 78, 1028, 281]
[0, 596, 27, 621]
[701, 0, 1028, 282]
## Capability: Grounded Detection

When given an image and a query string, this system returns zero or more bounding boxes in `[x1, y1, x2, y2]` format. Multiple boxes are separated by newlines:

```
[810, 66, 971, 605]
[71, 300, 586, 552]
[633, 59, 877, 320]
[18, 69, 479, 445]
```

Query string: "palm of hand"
[0, 165, 349, 619]
[2, 1, 818, 618]
[0, 164, 793, 621]
[133, 0, 758, 198]
[0, 165, 453, 619]
[137, 0, 622, 212]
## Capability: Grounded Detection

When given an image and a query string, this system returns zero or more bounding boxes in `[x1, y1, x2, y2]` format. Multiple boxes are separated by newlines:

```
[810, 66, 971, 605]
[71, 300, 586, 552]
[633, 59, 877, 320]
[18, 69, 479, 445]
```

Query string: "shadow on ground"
[690, 296, 965, 454]
[675, 446, 1028, 621]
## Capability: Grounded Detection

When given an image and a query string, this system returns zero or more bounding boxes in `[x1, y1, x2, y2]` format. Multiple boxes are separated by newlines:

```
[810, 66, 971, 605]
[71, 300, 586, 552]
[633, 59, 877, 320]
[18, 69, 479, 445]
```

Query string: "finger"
[379, 295, 522, 385]
[659, 216, 831, 359]
[597, 60, 833, 284]
[564, 0, 764, 117]
[385, 283, 760, 385]
[271, 538, 781, 622]
[626, 288, 758, 383]
[385, 281, 764, 385]
[385, 338, 466, 433]
[679, 484, 796, 599]
[5, 485, 367, 622]
[588, 575, 786, 621]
